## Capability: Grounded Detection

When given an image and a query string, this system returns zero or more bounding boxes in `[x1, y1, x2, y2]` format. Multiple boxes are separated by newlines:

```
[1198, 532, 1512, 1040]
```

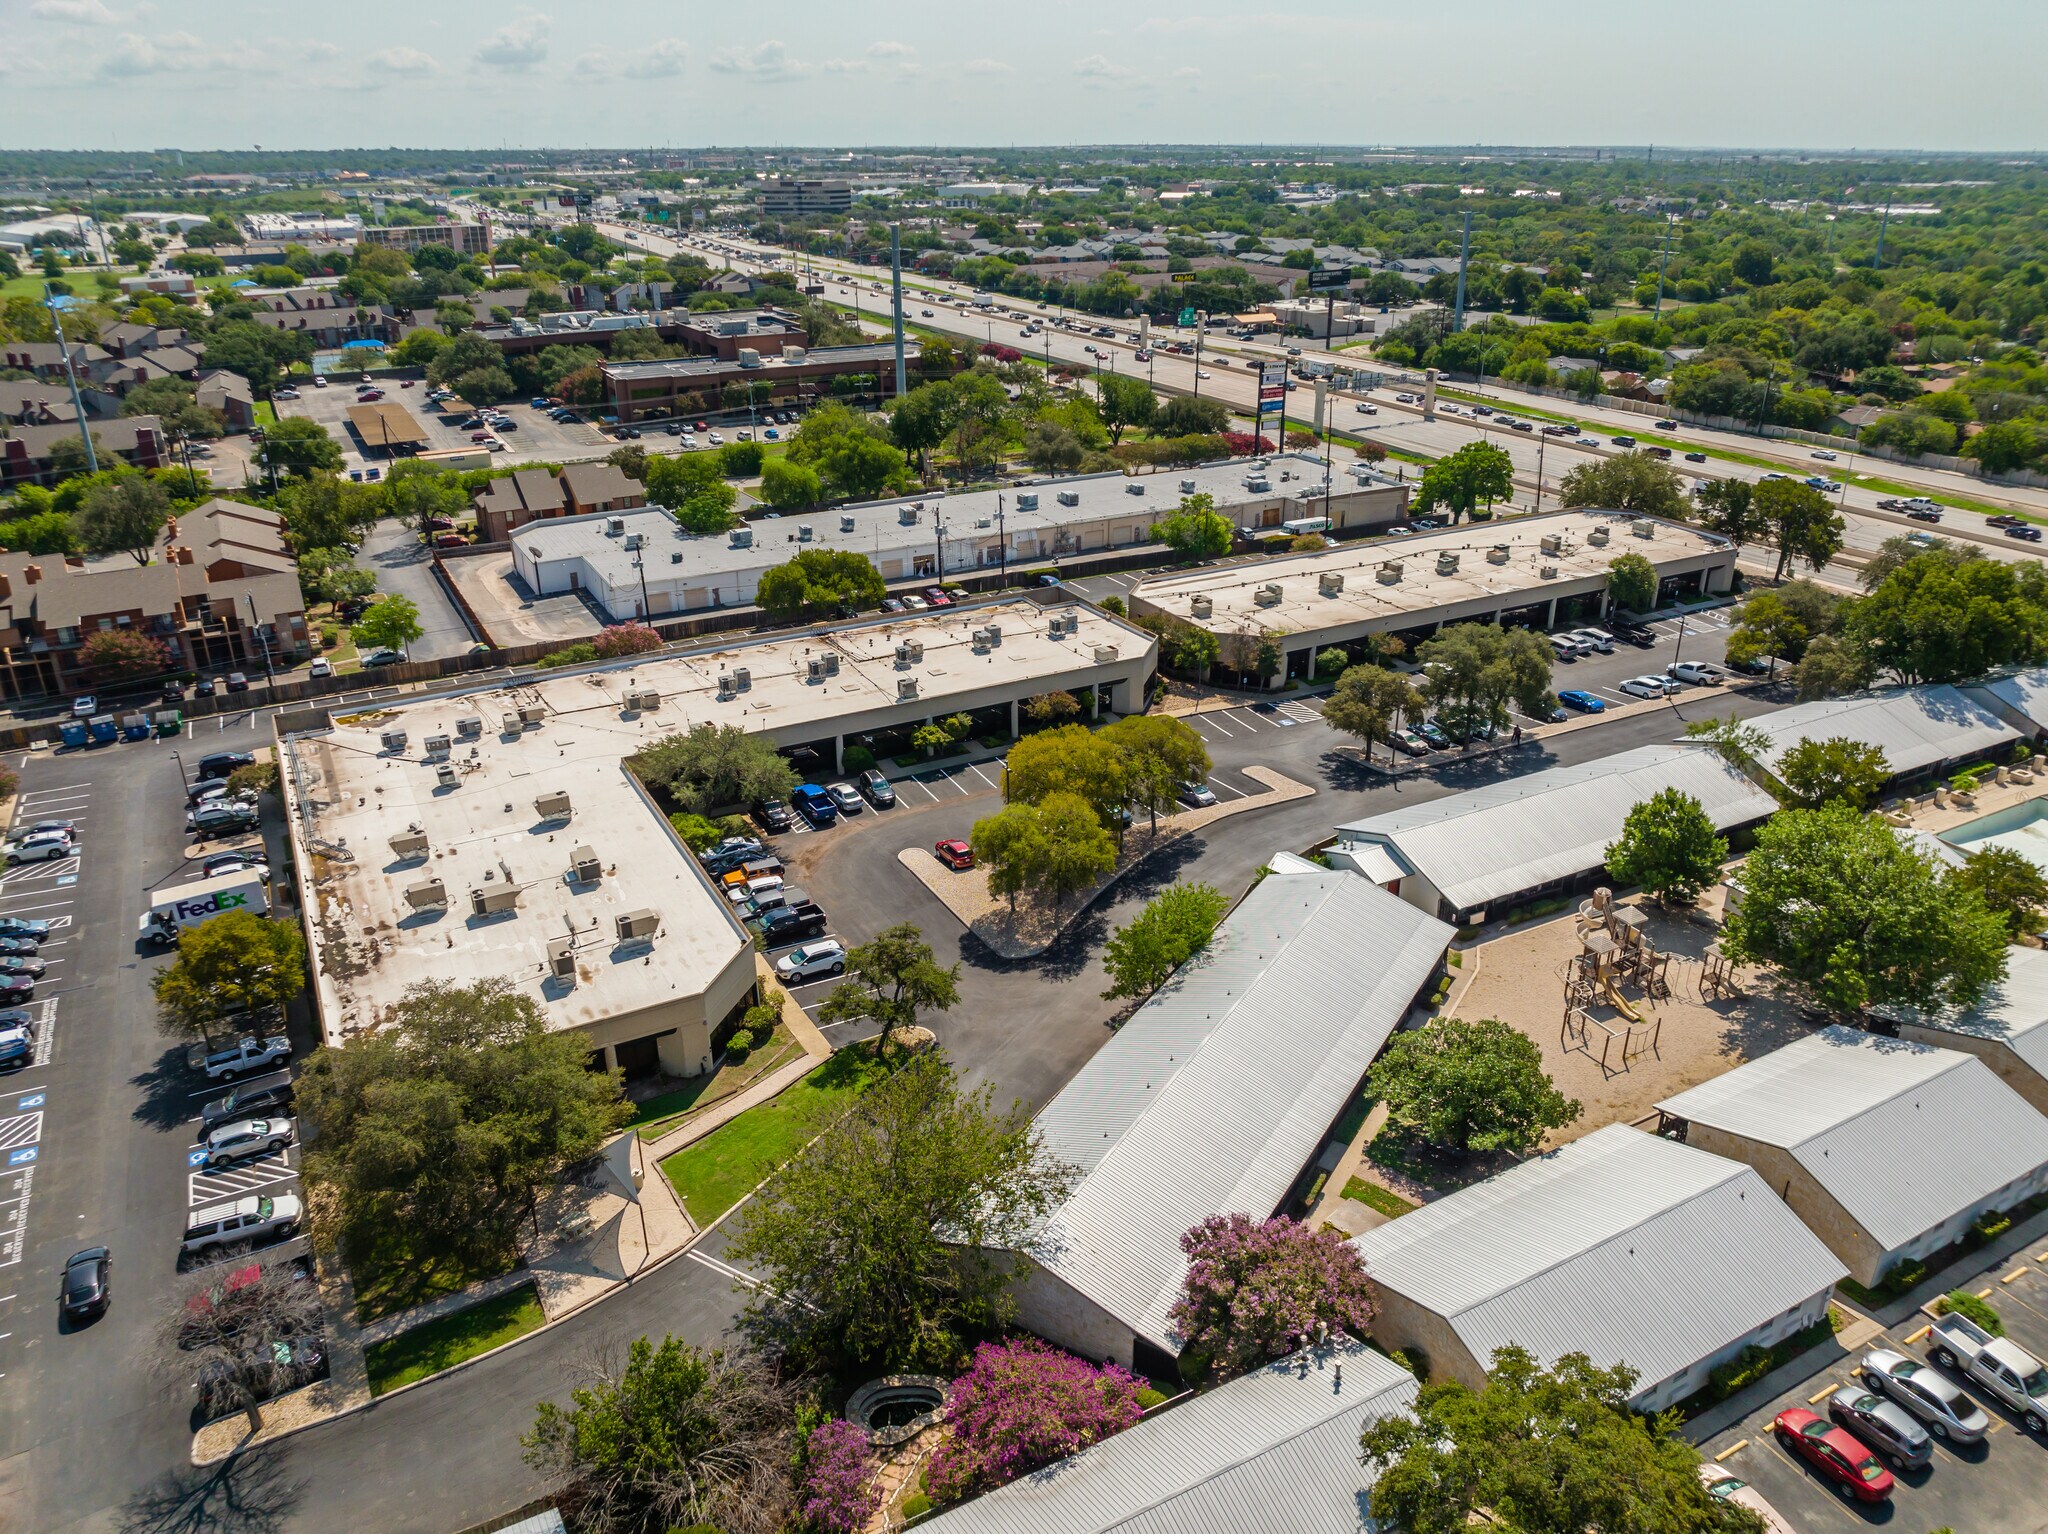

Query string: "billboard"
[1177, 307, 1196, 327]
[1306, 265, 1352, 292]
[1169, 271, 1196, 284]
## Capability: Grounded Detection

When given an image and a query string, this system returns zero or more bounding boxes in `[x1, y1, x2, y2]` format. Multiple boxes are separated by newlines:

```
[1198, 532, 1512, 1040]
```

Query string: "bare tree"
[155, 1263, 328, 1434]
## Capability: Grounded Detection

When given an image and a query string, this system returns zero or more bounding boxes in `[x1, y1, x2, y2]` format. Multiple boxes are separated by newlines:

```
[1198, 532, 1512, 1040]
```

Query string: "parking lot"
[276, 380, 609, 473]
[1699, 1236, 2048, 1531]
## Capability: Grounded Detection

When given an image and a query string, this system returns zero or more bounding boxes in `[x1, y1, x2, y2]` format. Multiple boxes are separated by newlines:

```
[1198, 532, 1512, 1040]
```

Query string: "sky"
[2, 0, 2043, 154]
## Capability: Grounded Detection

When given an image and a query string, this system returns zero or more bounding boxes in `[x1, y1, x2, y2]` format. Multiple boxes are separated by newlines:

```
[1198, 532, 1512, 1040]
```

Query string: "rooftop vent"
[403, 878, 447, 910]
[806, 657, 826, 682]
[518, 704, 546, 725]
[389, 829, 430, 860]
[733, 666, 751, 691]
[821, 651, 840, 675]
[797, 524, 813, 542]
[899, 504, 920, 525]
[1540, 563, 1560, 579]
[623, 532, 644, 550]
[624, 687, 661, 712]
[1243, 475, 1271, 493]
[1318, 571, 1346, 595]
[534, 790, 572, 821]
[568, 844, 602, 883]
[423, 733, 451, 758]
[1539, 532, 1563, 555]
[605, 517, 626, 536]
[840, 515, 857, 533]
[435, 763, 458, 789]
[501, 712, 521, 735]
[717, 673, 738, 700]
[1093, 643, 1120, 663]
[616, 908, 660, 942]
[1179, 479, 1197, 493]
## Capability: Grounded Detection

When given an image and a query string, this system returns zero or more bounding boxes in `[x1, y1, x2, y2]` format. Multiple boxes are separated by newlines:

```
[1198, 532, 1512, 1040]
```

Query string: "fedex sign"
[166, 890, 250, 922]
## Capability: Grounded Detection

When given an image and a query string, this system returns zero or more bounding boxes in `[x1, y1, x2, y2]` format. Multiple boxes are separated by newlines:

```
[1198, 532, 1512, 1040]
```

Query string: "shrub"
[1942, 1290, 2004, 1335]
[840, 745, 876, 773]
[725, 1029, 754, 1060]
[924, 1339, 1144, 1503]
[1707, 1344, 1774, 1401]
[1169, 1214, 1377, 1381]
[320, 624, 339, 650]
[0, 766, 16, 803]
[539, 641, 599, 668]
[1970, 1209, 2013, 1244]
[797, 1417, 878, 1534]
[592, 622, 662, 658]
[900, 1492, 931, 1520]
[1099, 594, 1126, 616]
[1134, 1386, 1168, 1410]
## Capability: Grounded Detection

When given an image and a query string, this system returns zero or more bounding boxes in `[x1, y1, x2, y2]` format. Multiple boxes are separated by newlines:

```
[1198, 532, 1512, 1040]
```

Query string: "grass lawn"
[629, 1026, 805, 1138]
[1341, 1176, 1419, 1219]
[660, 1045, 890, 1225]
[363, 1284, 546, 1396]
[253, 399, 279, 427]
[348, 1222, 520, 1324]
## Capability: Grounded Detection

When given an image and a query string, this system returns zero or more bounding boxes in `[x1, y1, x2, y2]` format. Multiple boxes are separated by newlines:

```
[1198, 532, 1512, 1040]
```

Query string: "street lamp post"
[243, 595, 276, 689]
[633, 553, 651, 620]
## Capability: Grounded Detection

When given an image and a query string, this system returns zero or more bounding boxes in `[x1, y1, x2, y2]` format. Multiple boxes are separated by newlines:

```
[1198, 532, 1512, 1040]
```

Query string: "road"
[355, 522, 479, 663]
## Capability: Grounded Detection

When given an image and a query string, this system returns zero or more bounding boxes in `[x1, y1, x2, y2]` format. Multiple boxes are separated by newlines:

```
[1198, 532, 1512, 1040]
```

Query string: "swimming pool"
[1940, 800, 2048, 875]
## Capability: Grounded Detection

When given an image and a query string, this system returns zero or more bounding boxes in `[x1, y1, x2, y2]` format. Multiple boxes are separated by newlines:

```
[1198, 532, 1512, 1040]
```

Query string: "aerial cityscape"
[5, 5, 2048, 1533]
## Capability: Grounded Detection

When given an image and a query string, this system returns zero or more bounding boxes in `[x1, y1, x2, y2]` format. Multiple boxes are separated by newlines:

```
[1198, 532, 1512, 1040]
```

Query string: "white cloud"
[1074, 53, 1136, 83]
[31, 0, 116, 21]
[868, 40, 914, 59]
[707, 40, 809, 81]
[622, 37, 687, 78]
[1173, 66, 1201, 80]
[961, 57, 1012, 75]
[96, 29, 202, 77]
[474, 14, 550, 70]
[371, 46, 440, 75]
[302, 40, 341, 62]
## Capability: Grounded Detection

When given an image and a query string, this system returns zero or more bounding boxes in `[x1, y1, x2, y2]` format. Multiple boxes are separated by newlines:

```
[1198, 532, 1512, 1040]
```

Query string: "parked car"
[1927, 1311, 2048, 1434]
[933, 838, 975, 870]
[1828, 1388, 1933, 1471]
[774, 940, 847, 983]
[181, 1192, 303, 1260]
[702, 836, 769, 875]
[0, 917, 51, 940]
[199, 1117, 295, 1170]
[360, 648, 406, 668]
[196, 751, 254, 782]
[1860, 1348, 1990, 1442]
[790, 784, 838, 827]
[1666, 661, 1725, 686]
[188, 803, 258, 838]
[1177, 779, 1218, 808]
[857, 769, 896, 808]
[752, 798, 794, 833]
[1698, 1466, 1795, 1534]
[6, 830, 73, 864]
[1772, 1407, 1893, 1503]
[1611, 622, 1657, 649]
[1568, 627, 1614, 653]
[0, 937, 43, 958]
[59, 1246, 112, 1321]
[0, 1010, 36, 1068]
[0, 976, 33, 1007]
[1415, 720, 1452, 751]
[201, 1073, 296, 1136]
[1556, 690, 1606, 713]
[225, 673, 249, 694]
[1390, 729, 1430, 757]
[1616, 675, 1672, 700]
[201, 1036, 292, 1083]
[825, 782, 865, 816]
[0, 958, 46, 981]
[1547, 634, 1588, 661]
[71, 694, 97, 718]
[923, 587, 954, 608]
[757, 903, 828, 948]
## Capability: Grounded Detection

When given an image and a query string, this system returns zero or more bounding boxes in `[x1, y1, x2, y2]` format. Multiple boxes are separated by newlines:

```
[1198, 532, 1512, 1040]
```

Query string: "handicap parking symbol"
[7, 1146, 36, 1167]
[187, 1149, 209, 1167]
[14, 1093, 43, 1110]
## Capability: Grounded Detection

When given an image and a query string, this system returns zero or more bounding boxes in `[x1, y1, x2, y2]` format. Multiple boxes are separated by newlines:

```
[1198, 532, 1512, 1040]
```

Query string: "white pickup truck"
[202, 1035, 292, 1083]
[1928, 1312, 2048, 1435]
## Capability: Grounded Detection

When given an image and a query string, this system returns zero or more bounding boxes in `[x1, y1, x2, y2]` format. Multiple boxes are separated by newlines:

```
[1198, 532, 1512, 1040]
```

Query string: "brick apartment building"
[471, 463, 645, 543]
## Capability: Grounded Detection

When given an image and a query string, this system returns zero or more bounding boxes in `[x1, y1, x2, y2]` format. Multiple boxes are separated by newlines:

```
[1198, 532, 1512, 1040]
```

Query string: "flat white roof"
[1353, 1124, 1844, 1399]
[1132, 509, 1733, 636]
[1658, 1026, 2048, 1251]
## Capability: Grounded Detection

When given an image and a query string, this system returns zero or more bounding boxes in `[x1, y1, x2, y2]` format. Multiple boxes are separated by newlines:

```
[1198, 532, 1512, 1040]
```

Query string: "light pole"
[243, 594, 275, 689]
[632, 553, 651, 619]
[995, 493, 1008, 587]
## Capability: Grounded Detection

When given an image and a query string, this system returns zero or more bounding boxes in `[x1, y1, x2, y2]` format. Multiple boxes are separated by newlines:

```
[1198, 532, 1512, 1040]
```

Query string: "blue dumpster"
[121, 712, 149, 741]
[59, 720, 88, 749]
[88, 714, 118, 745]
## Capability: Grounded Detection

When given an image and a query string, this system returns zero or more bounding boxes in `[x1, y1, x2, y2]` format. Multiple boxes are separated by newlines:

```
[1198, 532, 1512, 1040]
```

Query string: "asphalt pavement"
[356, 523, 479, 663]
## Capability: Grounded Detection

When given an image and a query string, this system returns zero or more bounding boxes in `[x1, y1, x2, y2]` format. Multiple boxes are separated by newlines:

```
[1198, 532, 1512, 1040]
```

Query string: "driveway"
[357, 523, 476, 662]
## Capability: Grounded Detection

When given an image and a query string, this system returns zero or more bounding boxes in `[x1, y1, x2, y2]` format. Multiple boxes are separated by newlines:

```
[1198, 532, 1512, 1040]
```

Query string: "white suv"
[181, 1192, 303, 1259]
[199, 1117, 295, 1169]
[1568, 628, 1615, 654]
[774, 940, 847, 983]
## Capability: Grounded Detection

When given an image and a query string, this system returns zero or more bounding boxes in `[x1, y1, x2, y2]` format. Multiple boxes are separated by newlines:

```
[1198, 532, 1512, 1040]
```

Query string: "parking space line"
[1199, 712, 1238, 737]
[964, 763, 1001, 791]
[1206, 776, 1247, 799]
[1227, 710, 1266, 730]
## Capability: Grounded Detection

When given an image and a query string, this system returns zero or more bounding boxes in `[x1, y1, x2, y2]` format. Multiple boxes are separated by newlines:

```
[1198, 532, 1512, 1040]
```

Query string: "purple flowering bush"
[798, 1417, 879, 1534]
[924, 1338, 1144, 1503]
[1169, 1213, 1377, 1380]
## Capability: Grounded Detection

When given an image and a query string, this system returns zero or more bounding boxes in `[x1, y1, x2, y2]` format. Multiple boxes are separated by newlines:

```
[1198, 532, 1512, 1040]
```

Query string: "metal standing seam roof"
[1333, 744, 1777, 914]
[1743, 685, 2018, 777]
[1024, 869, 1453, 1355]
[915, 1339, 1416, 1534]
[1972, 668, 2048, 731]
[1657, 1026, 2048, 1252]
[1351, 1125, 1845, 1400]
[1884, 946, 2048, 1088]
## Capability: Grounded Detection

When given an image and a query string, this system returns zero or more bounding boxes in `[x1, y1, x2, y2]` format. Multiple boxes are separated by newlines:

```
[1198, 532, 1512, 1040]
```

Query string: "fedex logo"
[168, 891, 249, 920]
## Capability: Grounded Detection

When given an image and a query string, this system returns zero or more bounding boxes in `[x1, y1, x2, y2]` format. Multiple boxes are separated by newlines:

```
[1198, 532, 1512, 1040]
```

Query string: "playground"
[1445, 891, 1810, 1147]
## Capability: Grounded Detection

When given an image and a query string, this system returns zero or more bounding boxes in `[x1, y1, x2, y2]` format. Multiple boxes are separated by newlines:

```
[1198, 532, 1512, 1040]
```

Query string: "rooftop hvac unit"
[1587, 525, 1611, 546]
[616, 908, 660, 942]
[737, 347, 761, 368]
[974, 517, 991, 529]
[982, 622, 1002, 645]
[1540, 533, 1563, 555]
[1015, 492, 1039, 511]
[471, 884, 521, 917]
[893, 641, 911, 665]
[1436, 552, 1461, 574]
[1377, 560, 1404, 584]
[1630, 517, 1656, 538]
[898, 676, 920, 700]
[568, 844, 602, 883]
[1056, 491, 1080, 507]
[1179, 479, 1197, 493]
[624, 532, 644, 550]
[806, 656, 826, 681]
[1093, 643, 1119, 662]
[822, 651, 840, 675]
[732, 667, 751, 691]
[1124, 481, 1145, 495]
[534, 790, 572, 821]
[423, 733, 451, 758]
[782, 345, 806, 361]
[501, 711, 521, 734]
[797, 525, 813, 542]
[1243, 476, 1271, 493]
[1190, 594, 1213, 618]
[899, 504, 920, 525]
[546, 935, 577, 982]
[840, 515, 857, 533]
[1540, 563, 1560, 579]
[731, 527, 754, 548]
[1487, 544, 1511, 565]
[606, 517, 626, 536]
[389, 830, 430, 860]
[379, 728, 408, 754]
[625, 687, 661, 711]
[519, 704, 546, 725]
[456, 716, 483, 739]
[671, 552, 684, 563]
[717, 673, 737, 699]
[403, 878, 447, 911]
[435, 763, 458, 789]
[1318, 571, 1345, 595]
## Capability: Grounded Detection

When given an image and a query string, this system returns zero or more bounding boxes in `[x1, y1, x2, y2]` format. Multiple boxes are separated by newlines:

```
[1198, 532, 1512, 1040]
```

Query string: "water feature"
[1940, 800, 2048, 876]
[845, 1374, 949, 1447]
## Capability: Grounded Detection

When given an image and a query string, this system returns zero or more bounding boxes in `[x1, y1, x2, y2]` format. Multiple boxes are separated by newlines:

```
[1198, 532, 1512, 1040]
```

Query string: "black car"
[752, 798, 794, 833]
[1905, 507, 1942, 523]
[857, 769, 896, 808]
[2006, 524, 2043, 542]
[0, 958, 45, 981]
[60, 1247, 111, 1321]
[337, 598, 373, 623]
[193, 677, 216, 699]
[0, 937, 39, 957]
[1611, 624, 1657, 649]
[225, 673, 250, 693]
[758, 903, 828, 948]
[197, 751, 255, 782]
[0, 979, 34, 1006]
[201, 1072, 296, 1135]
[162, 681, 185, 703]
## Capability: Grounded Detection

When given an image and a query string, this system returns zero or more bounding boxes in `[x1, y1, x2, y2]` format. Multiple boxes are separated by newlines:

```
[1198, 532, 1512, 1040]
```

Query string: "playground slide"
[1600, 972, 1642, 1023]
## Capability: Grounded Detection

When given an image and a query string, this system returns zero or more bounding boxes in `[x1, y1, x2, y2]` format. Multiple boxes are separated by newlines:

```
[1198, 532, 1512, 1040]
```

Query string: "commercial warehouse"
[1656, 1027, 2048, 1287]
[1889, 946, 2048, 1116]
[508, 454, 1406, 622]
[1329, 743, 1778, 924]
[1352, 1124, 1846, 1412]
[992, 866, 1452, 1374]
[602, 342, 912, 423]
[1128, 508, 1737, 688]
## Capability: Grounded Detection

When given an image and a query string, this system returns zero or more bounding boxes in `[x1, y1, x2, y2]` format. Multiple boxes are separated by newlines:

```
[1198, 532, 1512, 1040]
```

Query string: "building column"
[1543, 598, 1557, 629]
[1088, 688, 1101, 719]
[1009, 698, 1019, 737]
[833, 734, 845, 773]
[1304, 647, 1317, 682]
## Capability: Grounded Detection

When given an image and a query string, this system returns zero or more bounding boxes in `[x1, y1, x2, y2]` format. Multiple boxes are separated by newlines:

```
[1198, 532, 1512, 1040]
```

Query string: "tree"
[452, 364, 516, 405]
[79, 626, 172, 682]
[385, 458, 468, 542]
[755, 549, 885, 620]
[1414, 623, 1553, 743]
[1101, 714, 1210, 833]
[1101, 882, 1230, 1000]
[1721, 803, 2009, 1016]
[971, 802, 1051, 914]
[816, 923, 960, 1057]
[1156, 395, 1230, 437]
[298, 978, 630, 1271]
[278, 473, 382, 552]
[758, 456, 823, 509]
[1151, 490, 1232, 561]
[1413, 441, 1514, 524]
[1169, 1214, 1378, 1382]
[887, 378, 955, 477]
[1030, 790, 1119, 905]
[1361, 1348, 1757, 1534]
[1555, 453, 1690, 519]
[1604, 788, 1727, 906]
[1754, 477, 1845, 578]
[121, 376, 225, 444]
[1951, 847, 2048, 939]
[1095, 374, 1157, 445]
[294, 546, 374, 608]
[352, 594, 423, 655]
[592, 621, 662, 658]
[157, 1264, 327, 1432]
[1003, 723, 1128, 827]
[1776, 736, 1890, 811]
[1790, 633, 1875, 700]
[151, 910, 306, 1046]
[1367, 1016, 1582, 1156]
[1839, 547, 2048, 685]
[1322, 664, 1422, 765]
[521, 1336, 797, 1534]
[635, 723, 797, 814]
[923, 1339, 1143, 1504]
[1693, 478, 1767, 547]
[76, 472, 168, 565]
[1605, 551, 1659, 613]
[1022, 690, 1081, 729]
[257, 416, 344, 479]
[730, 1051, 1074, 1369]
[1725, 589, 1812, 670]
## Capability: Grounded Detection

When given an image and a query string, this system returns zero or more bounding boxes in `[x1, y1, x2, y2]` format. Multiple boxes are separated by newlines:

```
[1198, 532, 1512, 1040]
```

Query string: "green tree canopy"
[755, 548, 886, 619]
[1754, 477, 1845, 578]
[1414, 441, 1514, 523]
[1095, 374, 1157, 444]
[257, 416, 344, 478]
[1603, 788, 1728, 906]
[1605, 552, 1659, 613]
[1322, 663, 1423, 764]
[352, 594, 423, 654]
[1151, 490, 1233, 561]
[1414, 622, 1554, 742]
[151, 909, 306, 1045]
[1099, 714, 1210, 833]
[1368, 1016, 1581, 1156]
[1951, 846, 2048, 939]
[1775, 736, 1891, 810]
[1003, 723, 1128, 828]
[815, 922, 961, 1057]
[635, 722, 798, 813]
[1554, 453, 1690, 518]
[1838, 545, 2048, 684]
[758, 456, 824, 510]
[1101, 882, 1230, 1001]
[75, 471, 169, 565]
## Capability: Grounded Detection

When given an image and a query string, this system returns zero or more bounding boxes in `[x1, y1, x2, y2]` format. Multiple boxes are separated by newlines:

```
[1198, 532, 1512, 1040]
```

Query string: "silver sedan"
[1860, 1349, 1990, 1442]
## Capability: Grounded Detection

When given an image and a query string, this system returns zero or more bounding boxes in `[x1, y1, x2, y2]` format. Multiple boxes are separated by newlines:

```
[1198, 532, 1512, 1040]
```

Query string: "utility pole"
[1192, 310, 1206, 400]
[1652, 216, 1673, 319]
[1873, 195, 1892, 271]
[890, 222, 907, 399]
[46, 285, 97, 474]
[1533, 431, 1548, 514]
[632, 552, 651, 620]
[1451, 211, 1472, 333]
[243, 594, 276, 688]
[995, 493, 1008, 586]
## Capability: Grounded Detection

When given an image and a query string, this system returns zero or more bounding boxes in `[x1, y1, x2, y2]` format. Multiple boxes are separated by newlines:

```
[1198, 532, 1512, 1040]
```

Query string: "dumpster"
[120, 712, 149, 741]
[154, 709, 183, 737]
[88, 714, 118, 745]
[59, 720, 88, 749]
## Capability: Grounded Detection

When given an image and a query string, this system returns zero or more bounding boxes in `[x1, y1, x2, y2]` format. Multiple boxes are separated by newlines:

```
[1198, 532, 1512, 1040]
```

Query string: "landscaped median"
[362, 1283, 546, 1396]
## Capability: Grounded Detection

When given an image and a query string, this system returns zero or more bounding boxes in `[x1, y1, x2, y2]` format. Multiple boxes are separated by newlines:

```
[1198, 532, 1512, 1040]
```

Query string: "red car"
[924, 587, 954, 608]
[694, 420, 709, 432]
[934, 839, 974, 871]
[1772, 1408, 1894, 1504]
[433, 533, 467, 549]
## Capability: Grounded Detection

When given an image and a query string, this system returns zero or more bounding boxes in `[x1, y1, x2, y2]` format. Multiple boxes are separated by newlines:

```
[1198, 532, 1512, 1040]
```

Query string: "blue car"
[790, 784, 838, 827]
[1557, 690, 1606, 713]
[0, 917, 52, 940]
